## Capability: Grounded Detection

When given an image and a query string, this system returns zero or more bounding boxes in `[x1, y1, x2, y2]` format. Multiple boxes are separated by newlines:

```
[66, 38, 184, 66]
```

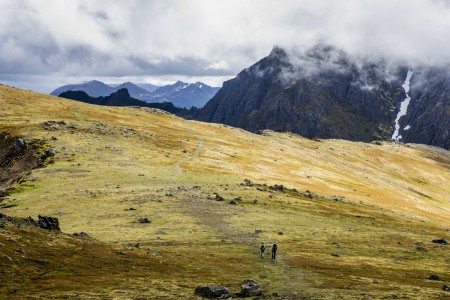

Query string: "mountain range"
[51, 80, 219, 108]
[58, 88, 188, 115]
[52, 45, 449, 150]
[190, 45, 450, 150]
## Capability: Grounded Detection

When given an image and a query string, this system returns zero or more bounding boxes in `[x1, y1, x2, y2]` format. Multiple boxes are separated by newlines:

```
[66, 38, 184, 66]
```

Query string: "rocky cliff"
[193, 45, 449, 149]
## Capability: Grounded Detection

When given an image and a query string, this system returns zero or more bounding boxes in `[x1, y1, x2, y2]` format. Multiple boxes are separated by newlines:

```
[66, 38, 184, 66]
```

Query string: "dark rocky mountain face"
[58, 89, 189, 115]
[193, 45, 449, 149]
[401, 68, 450, 149]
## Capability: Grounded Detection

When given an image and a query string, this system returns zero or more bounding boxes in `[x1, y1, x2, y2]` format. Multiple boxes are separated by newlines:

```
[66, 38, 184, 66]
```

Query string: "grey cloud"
[128, 55, 234, 76]
[0, 0, 449, 92]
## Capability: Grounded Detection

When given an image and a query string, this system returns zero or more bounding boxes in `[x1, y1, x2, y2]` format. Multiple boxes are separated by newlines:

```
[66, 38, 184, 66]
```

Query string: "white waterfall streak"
[392, 70, 413, 141]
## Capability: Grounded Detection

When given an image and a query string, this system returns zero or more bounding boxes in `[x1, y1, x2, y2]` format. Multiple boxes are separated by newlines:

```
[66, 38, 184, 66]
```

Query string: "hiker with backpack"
[260, 242, 266, 258]
[271, 242, 277, 259]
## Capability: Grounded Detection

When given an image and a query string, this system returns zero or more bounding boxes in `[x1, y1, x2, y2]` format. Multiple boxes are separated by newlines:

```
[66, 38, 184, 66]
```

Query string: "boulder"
[137, 217, 151, 224]
[243, 179, 253, 186]
[37, 215, 60, 231]
[240, 279, 262, 297]
[427, 275, 441, 281]
[13, 138, 26, 154]
[271, 184, 285, 192]
[443, 285, 450, 292]
[194, 286, 230, 298]
[45, 148, 57, 157]
[228, 200, 237, 205]
[431, 238, 448, 245]
[73, 232, 91, 238]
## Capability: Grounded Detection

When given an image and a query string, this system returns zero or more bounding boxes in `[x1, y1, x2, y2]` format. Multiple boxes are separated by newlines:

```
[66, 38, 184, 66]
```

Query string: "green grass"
[0, 85, 449, 299]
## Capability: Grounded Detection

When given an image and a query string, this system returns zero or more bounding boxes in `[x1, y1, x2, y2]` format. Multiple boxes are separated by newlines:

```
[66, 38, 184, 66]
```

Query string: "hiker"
[260, 242, 265, 258]
[271, 242, 277, 259]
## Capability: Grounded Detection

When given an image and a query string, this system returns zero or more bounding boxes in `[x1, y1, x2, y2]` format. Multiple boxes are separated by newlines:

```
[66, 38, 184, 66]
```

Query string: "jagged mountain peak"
[194, 45, 449, 149]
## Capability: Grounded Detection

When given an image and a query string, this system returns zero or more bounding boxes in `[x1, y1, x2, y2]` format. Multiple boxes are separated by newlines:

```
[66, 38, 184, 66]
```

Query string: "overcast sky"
[1, 0, 449, 93]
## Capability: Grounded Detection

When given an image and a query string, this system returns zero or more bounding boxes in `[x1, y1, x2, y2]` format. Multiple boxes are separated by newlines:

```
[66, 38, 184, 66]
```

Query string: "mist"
[0, 0, 449, 92]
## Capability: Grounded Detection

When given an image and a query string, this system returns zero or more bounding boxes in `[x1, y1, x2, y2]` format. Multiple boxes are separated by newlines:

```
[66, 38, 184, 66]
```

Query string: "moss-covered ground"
[0, 85, 449, 299]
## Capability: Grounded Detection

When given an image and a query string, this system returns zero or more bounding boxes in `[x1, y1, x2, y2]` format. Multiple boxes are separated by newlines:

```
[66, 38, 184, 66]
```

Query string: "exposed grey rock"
[243, 179, 253, 186]
[443, 285, 450, 292]
[37, 259, 49, 264]
[137, 217, 151, 224]
[240, 279, 262, 297]
[45, 148, 57, 157]
[37, 215, 60, 231]
[194, 286, 230, 298]
[415, 245, 427, 252]
[271, 184, 285, 192]
[427, 274, 441, 281]
[431, 238, 448, 245]
[228, 200, 237, 205]
[73, 232, 91, 238]
[215, 194, 224, 201]
[14, 138, 26, 154]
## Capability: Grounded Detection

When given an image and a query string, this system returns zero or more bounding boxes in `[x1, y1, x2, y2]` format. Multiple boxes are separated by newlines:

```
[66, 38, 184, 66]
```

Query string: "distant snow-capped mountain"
[51, 80, 219, 108]
[146, 81, 220, 108]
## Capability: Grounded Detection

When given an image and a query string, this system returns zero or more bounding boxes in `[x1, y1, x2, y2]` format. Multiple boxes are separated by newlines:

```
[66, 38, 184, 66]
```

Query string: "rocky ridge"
[191, 45, 449, 149]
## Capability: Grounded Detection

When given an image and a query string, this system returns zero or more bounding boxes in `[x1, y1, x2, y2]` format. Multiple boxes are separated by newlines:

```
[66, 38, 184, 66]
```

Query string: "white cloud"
[0, 0, 449, 92]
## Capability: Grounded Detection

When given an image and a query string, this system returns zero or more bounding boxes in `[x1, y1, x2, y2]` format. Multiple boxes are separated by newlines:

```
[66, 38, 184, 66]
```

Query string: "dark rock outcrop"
[0, 134, 49, 189]
[37, 215, 60, 231]
[73, 232, 91, 238]
[137, 217, 151, 224]
[239, 279, 262, 297]
[427, 275, 441, 281]
[194, 286, 231, 298]
[431, 238, 449, 245]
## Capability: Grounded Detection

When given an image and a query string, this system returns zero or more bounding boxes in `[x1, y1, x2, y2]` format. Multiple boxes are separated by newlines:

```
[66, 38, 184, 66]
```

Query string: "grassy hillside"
[0, 84, 449, 299]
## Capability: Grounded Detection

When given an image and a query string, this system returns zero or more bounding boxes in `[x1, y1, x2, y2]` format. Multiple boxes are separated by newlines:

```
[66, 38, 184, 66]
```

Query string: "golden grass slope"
[0, 84, 449, 299]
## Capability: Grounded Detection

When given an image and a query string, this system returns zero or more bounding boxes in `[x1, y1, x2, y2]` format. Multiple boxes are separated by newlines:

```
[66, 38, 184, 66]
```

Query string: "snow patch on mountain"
[392, 70, 413, 141]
